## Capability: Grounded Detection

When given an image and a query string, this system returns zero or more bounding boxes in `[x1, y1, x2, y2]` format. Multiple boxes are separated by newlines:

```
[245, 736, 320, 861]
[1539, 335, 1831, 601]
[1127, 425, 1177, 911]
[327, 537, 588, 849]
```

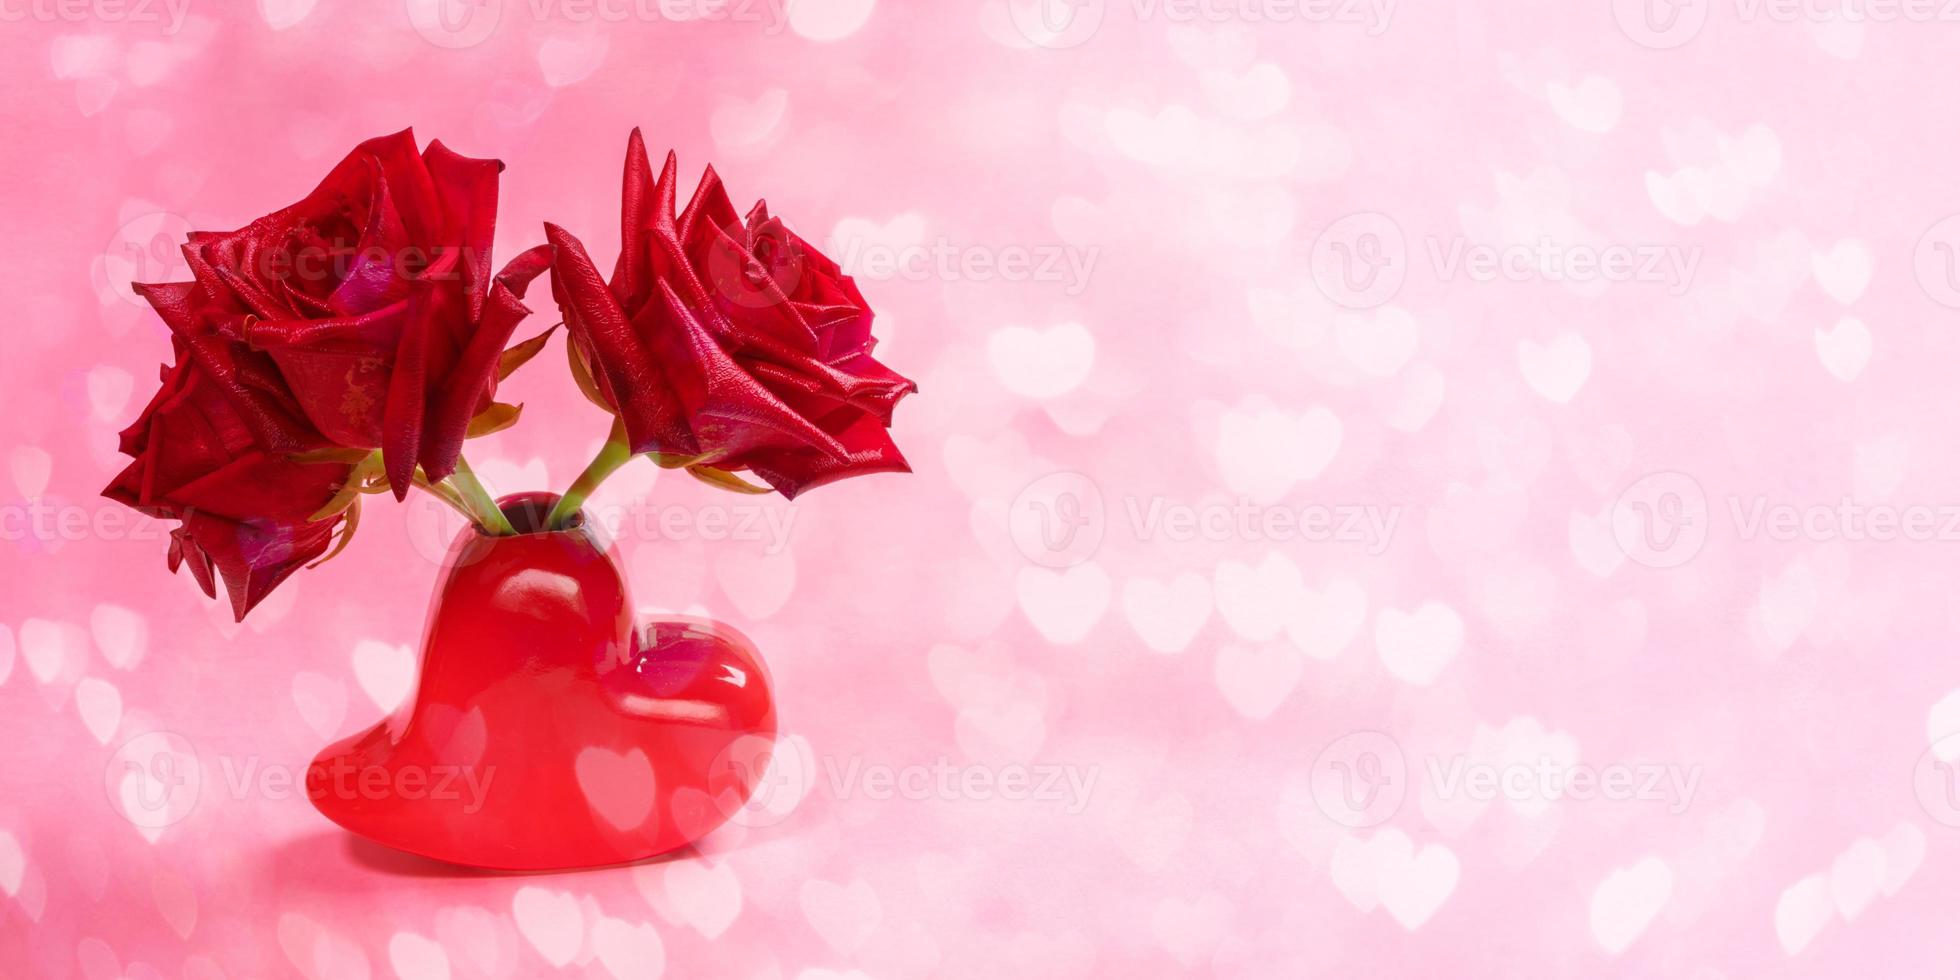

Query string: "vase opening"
[488, 491, 584, 535]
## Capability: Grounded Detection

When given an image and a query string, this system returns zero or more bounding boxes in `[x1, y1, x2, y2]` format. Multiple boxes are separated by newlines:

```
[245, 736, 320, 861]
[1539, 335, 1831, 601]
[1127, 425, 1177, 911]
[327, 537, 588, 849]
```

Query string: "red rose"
[180, 129, 550, 497]
[105, 279, 356, 621]
[544, 129, 915, 498]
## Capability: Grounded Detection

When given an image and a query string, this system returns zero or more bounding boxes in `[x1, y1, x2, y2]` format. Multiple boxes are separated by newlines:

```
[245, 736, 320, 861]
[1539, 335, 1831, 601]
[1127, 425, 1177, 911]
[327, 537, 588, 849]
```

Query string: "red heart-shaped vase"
[307, 493, 778, 870]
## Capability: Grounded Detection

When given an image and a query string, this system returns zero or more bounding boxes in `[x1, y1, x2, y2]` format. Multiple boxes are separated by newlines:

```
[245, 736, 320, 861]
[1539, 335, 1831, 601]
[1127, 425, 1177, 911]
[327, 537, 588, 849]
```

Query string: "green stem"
[547, 417, 632, 530]
[446, 455, 516, 535]
[411, 468, 476, 522]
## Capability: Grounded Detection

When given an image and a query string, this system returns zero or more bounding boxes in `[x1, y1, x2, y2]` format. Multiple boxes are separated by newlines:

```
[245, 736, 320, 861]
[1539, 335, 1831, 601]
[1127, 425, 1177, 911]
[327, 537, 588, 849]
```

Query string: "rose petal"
[423, 138, 504, 323]
[611, 128, 659, 316]
[381, 287, 433, 497]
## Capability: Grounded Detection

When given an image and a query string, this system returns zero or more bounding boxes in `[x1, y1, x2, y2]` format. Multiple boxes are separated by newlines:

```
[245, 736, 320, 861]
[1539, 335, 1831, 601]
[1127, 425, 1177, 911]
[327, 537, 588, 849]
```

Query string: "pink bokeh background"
[9, 0, 1960, 976]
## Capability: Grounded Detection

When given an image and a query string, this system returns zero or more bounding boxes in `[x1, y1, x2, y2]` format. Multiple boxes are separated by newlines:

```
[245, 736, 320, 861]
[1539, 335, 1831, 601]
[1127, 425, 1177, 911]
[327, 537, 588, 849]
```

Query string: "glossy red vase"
[307, 492, 778, 870]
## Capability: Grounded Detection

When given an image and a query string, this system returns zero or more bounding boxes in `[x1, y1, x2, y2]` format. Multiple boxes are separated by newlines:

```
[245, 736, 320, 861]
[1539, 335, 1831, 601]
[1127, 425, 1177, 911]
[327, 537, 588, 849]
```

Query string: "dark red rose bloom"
[545, 129, 915, 498]
[180, 128, 549, 497]
[105, 278, 356, 621]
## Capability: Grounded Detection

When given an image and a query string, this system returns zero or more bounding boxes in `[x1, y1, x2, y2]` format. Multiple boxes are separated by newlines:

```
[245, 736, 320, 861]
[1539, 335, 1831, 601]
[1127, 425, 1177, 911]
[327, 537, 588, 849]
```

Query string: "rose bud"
[544, 128, 915, 499]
